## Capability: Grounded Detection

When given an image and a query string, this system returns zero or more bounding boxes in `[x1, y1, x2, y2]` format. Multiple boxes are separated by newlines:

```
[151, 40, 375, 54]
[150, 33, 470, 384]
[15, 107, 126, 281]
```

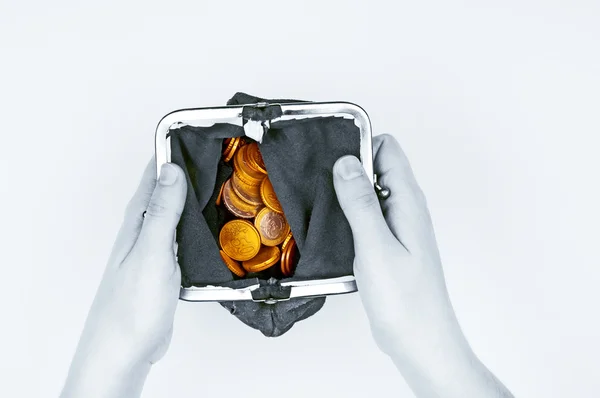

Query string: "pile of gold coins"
[216, 137, 297, 279]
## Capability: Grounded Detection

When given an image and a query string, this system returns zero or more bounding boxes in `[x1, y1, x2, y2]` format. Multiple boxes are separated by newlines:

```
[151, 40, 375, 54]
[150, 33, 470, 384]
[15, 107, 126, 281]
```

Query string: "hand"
[333, 134, 457, 357]
[61, 158, 187, 398]
[333, 134, 513, 397]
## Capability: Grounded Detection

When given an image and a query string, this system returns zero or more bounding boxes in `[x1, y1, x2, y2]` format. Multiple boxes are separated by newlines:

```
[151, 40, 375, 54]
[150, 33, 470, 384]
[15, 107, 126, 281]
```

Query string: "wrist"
[380, 305, 484, 393]
[390, 332, 476, 395]
[61, 337, 153, 398]
[387, 324, 510, 397]
[62, 358, 151, 398]
[389, 320, 474, 369]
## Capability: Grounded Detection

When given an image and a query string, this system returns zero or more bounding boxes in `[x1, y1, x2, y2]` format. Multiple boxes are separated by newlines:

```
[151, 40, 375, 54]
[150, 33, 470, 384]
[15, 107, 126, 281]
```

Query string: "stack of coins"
[216, 137, 298, 279]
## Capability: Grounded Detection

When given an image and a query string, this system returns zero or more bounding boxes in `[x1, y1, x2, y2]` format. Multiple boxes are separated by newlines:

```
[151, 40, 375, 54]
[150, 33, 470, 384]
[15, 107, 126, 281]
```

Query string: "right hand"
[332, 134, 468, 362]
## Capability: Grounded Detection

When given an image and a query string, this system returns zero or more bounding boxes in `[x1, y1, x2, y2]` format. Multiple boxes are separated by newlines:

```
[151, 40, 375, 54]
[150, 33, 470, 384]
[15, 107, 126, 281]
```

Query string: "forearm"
[389, 325, 514, 398]
[60, 336, 152, 398]
[61, 358, 151, 398]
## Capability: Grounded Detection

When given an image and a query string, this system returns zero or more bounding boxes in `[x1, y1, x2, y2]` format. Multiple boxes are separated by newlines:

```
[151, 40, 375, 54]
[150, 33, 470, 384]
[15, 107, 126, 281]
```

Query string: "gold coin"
[240, 144, 263, 175]
[222, 179, 262, 219]
[219, 219, 261, 261]
[222, 138, 233, 159]
[215, 181, 225, 206]
[242, 245, 281, 273]
[223, 137, 242, 163]
[234, 145, 265, 182]
[254, 207, 290, 246]
[280, 244, 290, 276]
[280, 249, 290, 276]
[219, 250, 246, 278]
[232, 172, 264, 206]
[281, 231, 293, 252]
[260, 177, 283, 213]
[228, 183, 263, 215]
[233, 167, 263, 189]
[234, 148, 265, 186]
[222, 138, 234, 156]
[280, 237, 297, 277]
[245, 142, 267, 174]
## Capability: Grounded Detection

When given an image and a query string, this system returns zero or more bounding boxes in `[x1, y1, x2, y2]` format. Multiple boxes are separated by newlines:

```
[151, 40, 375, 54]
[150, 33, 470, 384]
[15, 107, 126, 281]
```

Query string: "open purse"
[155, 93, 375, 336]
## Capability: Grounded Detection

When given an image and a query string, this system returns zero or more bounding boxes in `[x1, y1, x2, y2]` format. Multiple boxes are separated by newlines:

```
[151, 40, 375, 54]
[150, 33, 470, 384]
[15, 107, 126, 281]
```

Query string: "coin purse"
[155, 93, 375, 336]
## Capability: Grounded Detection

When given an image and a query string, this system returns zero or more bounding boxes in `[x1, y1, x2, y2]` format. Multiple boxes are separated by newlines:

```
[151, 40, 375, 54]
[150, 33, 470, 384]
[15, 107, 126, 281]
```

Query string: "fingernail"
[159, 163, 178, 186]
[336, 156, 364, 180]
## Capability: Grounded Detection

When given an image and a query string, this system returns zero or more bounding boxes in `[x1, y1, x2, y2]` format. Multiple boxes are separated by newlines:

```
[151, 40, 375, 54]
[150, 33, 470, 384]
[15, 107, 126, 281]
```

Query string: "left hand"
[62, 158, 187, 396]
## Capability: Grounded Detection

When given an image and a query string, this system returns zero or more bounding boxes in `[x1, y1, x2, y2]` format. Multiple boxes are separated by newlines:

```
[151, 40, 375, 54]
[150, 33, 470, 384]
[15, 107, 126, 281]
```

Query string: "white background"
[1, 1, 599, 397]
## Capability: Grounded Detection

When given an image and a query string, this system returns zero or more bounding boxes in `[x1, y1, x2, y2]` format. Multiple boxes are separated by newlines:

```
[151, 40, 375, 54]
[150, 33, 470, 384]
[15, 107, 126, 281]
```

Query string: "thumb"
[137, 163, 187, 252]
[333, 156, 391, 252]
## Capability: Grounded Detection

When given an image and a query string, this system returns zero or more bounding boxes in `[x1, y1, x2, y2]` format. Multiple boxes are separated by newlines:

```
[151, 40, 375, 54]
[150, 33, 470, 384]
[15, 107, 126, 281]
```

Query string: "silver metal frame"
[154, 101, 374, 303]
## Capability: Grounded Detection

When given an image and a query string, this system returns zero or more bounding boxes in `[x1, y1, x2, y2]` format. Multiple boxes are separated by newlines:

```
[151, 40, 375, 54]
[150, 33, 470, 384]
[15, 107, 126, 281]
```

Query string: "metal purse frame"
[155, 101, 374, 303]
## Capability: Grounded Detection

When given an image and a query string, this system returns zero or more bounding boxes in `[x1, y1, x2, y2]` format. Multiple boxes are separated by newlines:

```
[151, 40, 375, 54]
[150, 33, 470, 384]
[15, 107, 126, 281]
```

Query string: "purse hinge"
[250, 278, 292, 304]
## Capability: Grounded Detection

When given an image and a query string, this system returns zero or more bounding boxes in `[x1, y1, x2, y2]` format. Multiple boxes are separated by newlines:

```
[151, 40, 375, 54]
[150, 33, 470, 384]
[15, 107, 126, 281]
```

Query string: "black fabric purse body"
[168, 93, 361, 337]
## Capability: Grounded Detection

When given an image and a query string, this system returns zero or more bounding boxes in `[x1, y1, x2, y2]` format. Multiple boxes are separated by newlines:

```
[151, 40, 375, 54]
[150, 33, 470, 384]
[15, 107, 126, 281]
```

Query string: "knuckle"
[145, 200, 169, 218]
[351, 190, 380, 211]
[376, 133, 403, 155]
[378, 133, 397, 145]
[374, 133, 413, 173]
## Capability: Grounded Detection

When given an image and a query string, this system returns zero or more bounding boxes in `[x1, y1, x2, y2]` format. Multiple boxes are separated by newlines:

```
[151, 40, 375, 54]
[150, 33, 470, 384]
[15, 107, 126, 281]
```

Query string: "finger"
[173, 233, 178, 256]
[108, 157, 157, 266]
[135, 162, 187, 256]
[333, 155, 398, 256]
[372, 134, 434, 252]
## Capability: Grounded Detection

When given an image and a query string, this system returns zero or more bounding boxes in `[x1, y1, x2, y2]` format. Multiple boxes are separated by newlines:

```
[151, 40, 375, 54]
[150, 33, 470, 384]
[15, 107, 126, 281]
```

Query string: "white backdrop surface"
[1, 1, 599, 397]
